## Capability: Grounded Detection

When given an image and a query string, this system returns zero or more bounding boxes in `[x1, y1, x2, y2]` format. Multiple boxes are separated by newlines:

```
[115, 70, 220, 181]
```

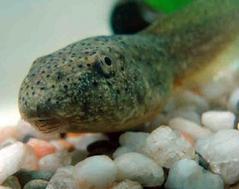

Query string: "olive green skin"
[18, 35, 174, 133]
[18, 0, 239, 133]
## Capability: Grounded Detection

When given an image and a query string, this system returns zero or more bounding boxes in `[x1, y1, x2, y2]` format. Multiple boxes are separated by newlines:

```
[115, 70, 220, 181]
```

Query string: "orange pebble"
[27, 138, 56, 159]
[67, 133, 87, 138]
[180, 131, 195, 146]
[0, 127, 19, 143]
[50, 139, 75, 152]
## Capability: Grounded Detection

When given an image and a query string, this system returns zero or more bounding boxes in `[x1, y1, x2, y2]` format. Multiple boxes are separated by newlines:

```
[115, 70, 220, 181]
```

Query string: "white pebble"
[47, 166, 78, 189]
[144, 126, 195, 168]
[196, 130, 239, 184]
[0, 142, 28, 184]
[39, 151, 71, 172]
[201, 69, 236, 102]
[165, 159, 224, 189]
[165, 91, 209, 114]
[66, 133, 108, 151]
[113, 146, 133, 159]
[115, 152, 164, 187]
[228, 88, 239, 113]
[169, 117, 212, 140]
[119, 132, 149, 153]
[112, 180, 143, 189]
[0, 187, 12, 189]
[201, 111, 235, 132]
[0, 138, 17, 150]
[170, 108, 201, 124]
[21, 145, 38, 171]
[76, 155, 117, 189]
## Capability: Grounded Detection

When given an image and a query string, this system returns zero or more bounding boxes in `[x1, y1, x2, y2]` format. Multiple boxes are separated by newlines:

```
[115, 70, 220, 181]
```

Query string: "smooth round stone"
[21, 145, 39, 171]
[113, 146, 133, 159]
[0, 186, 11, 189]
[165, 159, 224, 189]
[50, 139, 74, 152]
[115, 152, 164, 187]
[119, 132, 149, 153]
[66, 133, 108, 151]
[76, 155, 117, 189]
[0, 138, 17, 150]
[39, 151, 71, 172]
[27, 138, 56, 159]
[0, 142, 28, 184]
[47, 166, 78, 189]
[144, 126, 195, 168]
[201, 111, 236, 132]
[196, 130, 239, 184]
[228, 88, 239, 113]
[23, 179, 48, 189]
[170, 108, 201, 124]
[2, 176, 21, 189]
[169, 117, 212, 141]
[0, 127, 20, 144]
[165, 91, 209, 114]
[15, 170, 54, 186]
[201, 71, 236, 102]
[112, 180, 143, 189]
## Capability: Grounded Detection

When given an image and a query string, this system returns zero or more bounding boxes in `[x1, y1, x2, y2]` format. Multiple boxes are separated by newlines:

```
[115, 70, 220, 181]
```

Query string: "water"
[0, 0, 115, 126]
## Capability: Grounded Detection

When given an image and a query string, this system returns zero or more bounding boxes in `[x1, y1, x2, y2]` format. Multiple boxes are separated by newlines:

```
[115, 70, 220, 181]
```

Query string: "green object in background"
[144, 0, 192, 13]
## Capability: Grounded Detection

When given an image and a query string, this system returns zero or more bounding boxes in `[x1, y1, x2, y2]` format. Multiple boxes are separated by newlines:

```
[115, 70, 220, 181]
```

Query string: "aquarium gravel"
[0, 66, 239, 189]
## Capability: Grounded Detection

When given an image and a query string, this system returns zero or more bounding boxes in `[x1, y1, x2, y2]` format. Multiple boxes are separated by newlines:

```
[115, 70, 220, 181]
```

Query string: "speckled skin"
[18, 0, 239, 133]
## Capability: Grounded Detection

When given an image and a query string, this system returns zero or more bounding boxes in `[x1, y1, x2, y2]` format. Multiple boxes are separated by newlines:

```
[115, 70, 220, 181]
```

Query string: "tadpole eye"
[104, 57, 112, 66]
[94, 56, 114, 78]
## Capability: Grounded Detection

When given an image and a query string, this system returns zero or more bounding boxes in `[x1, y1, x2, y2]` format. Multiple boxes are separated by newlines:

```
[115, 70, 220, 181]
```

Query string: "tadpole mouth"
[27, 116, 66, 133]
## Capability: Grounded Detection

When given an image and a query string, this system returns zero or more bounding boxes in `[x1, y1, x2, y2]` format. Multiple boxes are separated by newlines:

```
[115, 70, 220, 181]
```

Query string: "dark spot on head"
[78, 64, 83, 68]
[64, 85, 68, 89]
[87, 64, 91, 67]
[32, 92, 35, 95]
[57, 72, 64, 80]
[52, 85, 55, 88]
[107, 81, 112, 86]
[47, 98, 51, 101]
[104, 57, 112, 66]
[92, 80, 98, 87]
[41, 70, 45, 74]
[121, 67, 124, 71]
[46, 74, 50, 78]
[40, 87, 45, 90]
[36, 81, 40, 85]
